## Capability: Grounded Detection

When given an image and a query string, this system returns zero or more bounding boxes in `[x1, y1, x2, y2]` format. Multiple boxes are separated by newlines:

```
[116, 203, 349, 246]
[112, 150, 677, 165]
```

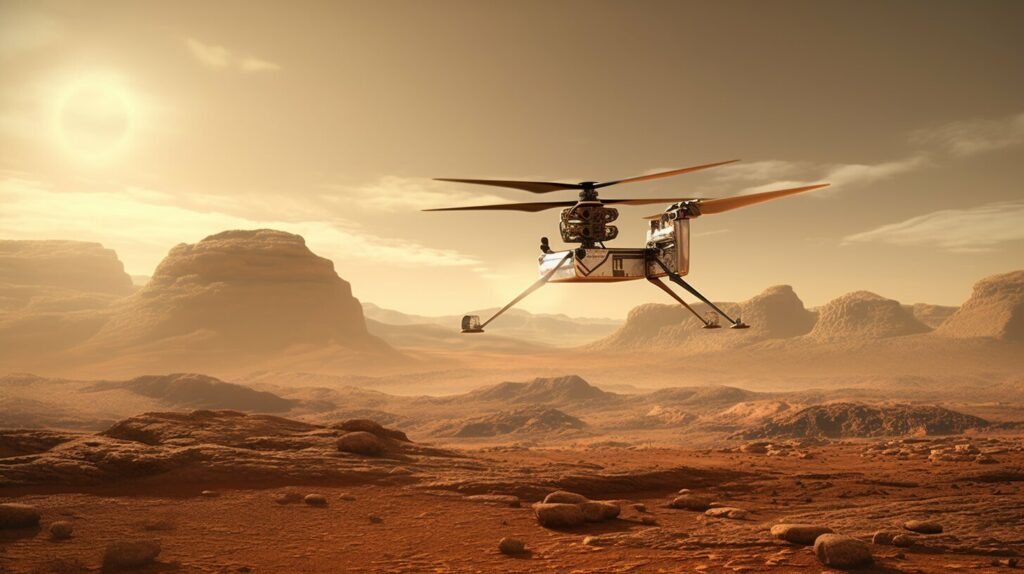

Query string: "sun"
[52, 74, 136, 163]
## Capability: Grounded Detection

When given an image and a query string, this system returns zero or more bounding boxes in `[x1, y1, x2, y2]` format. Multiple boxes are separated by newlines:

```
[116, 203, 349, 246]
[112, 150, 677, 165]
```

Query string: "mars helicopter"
[427, 160, 829, 333]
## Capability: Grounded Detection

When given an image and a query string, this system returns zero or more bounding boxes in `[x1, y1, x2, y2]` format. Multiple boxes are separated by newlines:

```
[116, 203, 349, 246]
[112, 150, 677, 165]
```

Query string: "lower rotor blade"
[434, 178, 581, 194]
[423, 200, 578, 212]
[697, 183, 830, 215]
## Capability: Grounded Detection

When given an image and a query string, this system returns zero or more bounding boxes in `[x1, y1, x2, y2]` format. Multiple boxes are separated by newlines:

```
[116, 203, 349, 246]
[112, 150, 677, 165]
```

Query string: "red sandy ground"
[1, 443, 1021, 573]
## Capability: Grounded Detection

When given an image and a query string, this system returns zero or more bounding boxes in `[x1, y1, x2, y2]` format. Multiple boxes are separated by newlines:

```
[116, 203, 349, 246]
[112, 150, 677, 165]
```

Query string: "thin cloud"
[735, 155, 929, 196]
[842, 201, 1024, 253]
[911, 111, 1024, 157]
[0, 177, 479, 275]
[184, 38, 280, 73]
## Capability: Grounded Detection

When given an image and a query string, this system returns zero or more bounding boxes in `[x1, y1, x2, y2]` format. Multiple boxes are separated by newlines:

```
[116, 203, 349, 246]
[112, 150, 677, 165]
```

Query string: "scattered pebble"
[892, 534, 915, 548]
[871, 530, 899, 545]
[274, 492, 303, 505]
[705, 507, 748, 519]
[304, 494, 328, 507]
[669, 495, 711, 511]
[498, 537, 525, 555]
[49, 521, 73, 540]
[200, 490, 220, 498]
[338, 493, 356, 501]
[903, 519, 943, 534]
[369, 514, 383, 524]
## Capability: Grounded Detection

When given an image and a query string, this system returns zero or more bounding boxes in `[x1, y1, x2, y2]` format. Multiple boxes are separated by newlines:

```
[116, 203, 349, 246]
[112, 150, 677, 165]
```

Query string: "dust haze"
[2, 2, 1024, 573]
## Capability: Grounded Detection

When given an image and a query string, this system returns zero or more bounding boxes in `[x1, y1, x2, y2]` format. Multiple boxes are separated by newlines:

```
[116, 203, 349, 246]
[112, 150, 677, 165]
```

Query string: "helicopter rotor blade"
[425, 197, 704, 213]
[697, 183, 830, 214]
[423, 200, 578, 213]
[593, 159, 740, 189]
[433, 178, 581, 194]
[640, 183, 830, 218]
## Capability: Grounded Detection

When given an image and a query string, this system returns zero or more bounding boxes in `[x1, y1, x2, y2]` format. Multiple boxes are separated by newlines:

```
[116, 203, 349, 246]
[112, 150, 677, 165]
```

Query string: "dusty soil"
[2, 439, 1021, 573]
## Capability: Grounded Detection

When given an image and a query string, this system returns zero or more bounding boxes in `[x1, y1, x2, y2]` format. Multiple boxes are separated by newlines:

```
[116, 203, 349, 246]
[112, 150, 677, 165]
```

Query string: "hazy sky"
[2, 0, 1023, 317]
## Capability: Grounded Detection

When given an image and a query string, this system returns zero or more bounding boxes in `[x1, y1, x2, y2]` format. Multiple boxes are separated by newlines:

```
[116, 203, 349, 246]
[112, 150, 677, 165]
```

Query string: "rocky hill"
[807, 291, 930, 342]
[434, 407, 587, 438]
[459, 375, 618, 406]
[735, 402, 989, 439]
[935, 270, 1024, 341]
[88, 373, 296, 413]
[86, 229, 389, 354]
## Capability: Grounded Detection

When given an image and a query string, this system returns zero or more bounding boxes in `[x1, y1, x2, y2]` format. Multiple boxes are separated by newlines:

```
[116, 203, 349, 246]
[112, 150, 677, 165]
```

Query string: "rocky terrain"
[0, 409, 1021, 573]
[735, 403, 991, 439]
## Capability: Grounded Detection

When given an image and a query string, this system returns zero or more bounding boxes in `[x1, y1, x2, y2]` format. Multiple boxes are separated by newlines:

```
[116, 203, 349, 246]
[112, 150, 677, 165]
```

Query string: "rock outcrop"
[935, 270, 1024, 341]
[808, 291, 930, 342]
[736, 403, 989, 439]
[437, 407, 587, 438]
[460, 375, 616, 406]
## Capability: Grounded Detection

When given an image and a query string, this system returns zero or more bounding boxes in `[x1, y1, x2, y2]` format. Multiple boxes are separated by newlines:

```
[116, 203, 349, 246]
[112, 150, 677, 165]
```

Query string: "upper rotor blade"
[423, 200, 578, 213]
[697, 183, 830, 215]
[602, 197, 701, 206]
[593, 159, 740, 189]
[433, 178, 581, 194]
[640, 183, 831, 219]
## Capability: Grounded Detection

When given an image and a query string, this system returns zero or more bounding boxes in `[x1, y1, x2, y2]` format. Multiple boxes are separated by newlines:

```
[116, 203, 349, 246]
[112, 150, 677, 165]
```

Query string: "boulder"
[580, 501, 620, 522]
[813, 534, 873, 568]
[543, 491, 589, 504]
[0, 503, 41, 529]
[102, 539, 162, 570]
[337, 431, 386, 456]
[771, 523, 833, 545]
[534, 503, 586, 528]
[871, 530, 899, 545]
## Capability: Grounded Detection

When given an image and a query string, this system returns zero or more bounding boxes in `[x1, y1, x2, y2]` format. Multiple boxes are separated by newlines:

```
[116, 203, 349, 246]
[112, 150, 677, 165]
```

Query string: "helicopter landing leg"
[646, 276, 717, 328]
[461, 252, 573, 333]
[652, 259, 749, 329]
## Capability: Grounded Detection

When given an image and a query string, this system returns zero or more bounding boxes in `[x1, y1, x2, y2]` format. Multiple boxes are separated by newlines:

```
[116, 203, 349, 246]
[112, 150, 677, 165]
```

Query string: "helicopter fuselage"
[540, 212, 691, 282]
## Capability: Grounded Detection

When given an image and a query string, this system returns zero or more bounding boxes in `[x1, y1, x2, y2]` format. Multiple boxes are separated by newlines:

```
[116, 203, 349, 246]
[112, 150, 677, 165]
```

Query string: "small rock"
[274, 492, 303, 505]
[892, 534, 915, 548]
[304, 494, 328, 507]
[641, 515, 658, 525]
[813, 534, 873, 568]
[337, 431, 386, 456]
[466, 494, 521, 508]
[102, 539, 162, 570]
[903, 520, 943, 534]
[543, 491, 589, 504]
[580, 501, 620, 522]
[49, 521, 73, 540]
[498, 537, 525, 555]
[338, 493, 356, 501]
[705, 507, 748, 519]
[368, 514, 383, 524]
[632, 503, 647, 513]
[533, 503, 585, 528]
[389, 466, 412, 475]
[200, 490, 220, 498]
[0, 503, 40, 529]
[771, 524, 834, 545]
[669, 495, 711, 511]
[871, 530, 899, 545]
